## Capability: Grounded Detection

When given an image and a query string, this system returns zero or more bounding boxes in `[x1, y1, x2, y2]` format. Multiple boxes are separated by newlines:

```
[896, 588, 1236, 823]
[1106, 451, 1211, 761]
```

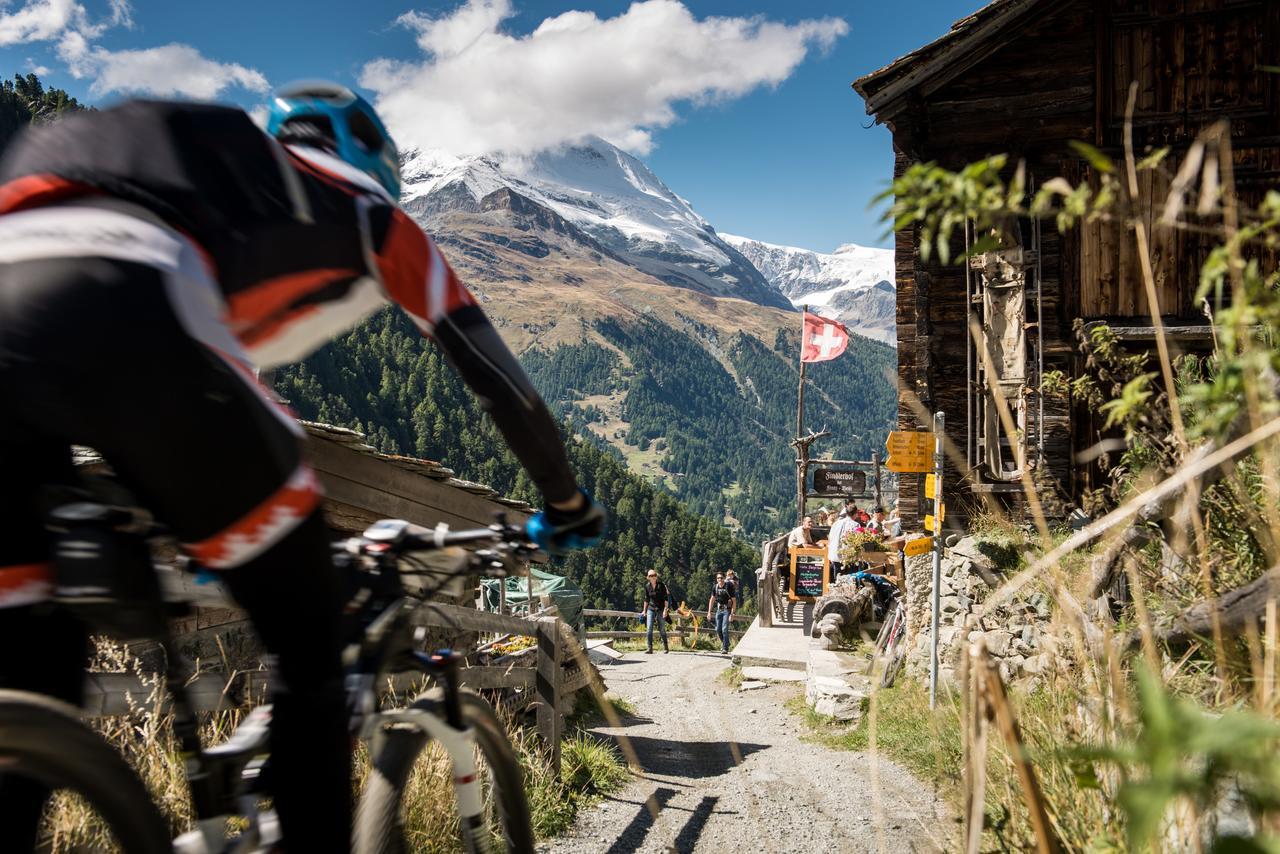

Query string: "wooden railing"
[581, 607, 749, 642]
[759, 533, 790, 628]
[81, 600, 598, 772]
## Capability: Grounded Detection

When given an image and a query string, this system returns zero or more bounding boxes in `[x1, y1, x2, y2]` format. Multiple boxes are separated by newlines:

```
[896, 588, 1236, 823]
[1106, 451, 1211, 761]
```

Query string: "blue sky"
[0, 0, 974, 252]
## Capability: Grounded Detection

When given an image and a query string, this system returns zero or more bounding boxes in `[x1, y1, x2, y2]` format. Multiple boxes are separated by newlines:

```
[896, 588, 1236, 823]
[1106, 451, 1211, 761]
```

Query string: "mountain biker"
[0, 82, 605, 852]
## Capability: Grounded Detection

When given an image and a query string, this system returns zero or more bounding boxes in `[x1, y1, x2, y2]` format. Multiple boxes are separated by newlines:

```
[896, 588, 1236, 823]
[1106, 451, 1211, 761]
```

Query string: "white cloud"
[0, 1, 263, 100]
[360, 0, 847, 157]
[26, 57, 52, 75]
[0, 0, 93, 46]
[58, 38, 268, 99]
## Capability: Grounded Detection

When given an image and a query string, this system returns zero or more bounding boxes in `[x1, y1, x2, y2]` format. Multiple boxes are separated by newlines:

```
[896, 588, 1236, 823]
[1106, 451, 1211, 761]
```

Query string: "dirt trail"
[540, 650, 950, 854]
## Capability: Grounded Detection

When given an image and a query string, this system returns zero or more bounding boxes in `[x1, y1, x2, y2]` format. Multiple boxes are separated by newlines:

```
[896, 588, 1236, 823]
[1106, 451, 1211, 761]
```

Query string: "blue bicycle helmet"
[267, 80, 401, 200]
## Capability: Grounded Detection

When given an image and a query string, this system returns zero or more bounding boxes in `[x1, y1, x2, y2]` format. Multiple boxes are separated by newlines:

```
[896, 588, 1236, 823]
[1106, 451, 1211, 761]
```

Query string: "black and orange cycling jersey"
[0, 100, 577, 511]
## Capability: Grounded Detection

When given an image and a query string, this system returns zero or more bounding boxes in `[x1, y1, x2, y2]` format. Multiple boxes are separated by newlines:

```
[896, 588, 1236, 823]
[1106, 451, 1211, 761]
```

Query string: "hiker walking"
[707, 572, 736, 654]
[641, 569, 670, 654]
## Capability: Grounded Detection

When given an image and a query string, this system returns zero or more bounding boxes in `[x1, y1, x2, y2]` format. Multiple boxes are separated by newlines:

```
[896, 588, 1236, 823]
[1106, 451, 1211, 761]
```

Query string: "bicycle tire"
[880, 638, 906, 688]
[355, 687, 535, 854]
[866, 614, 894, 675]
[0, 689, 171, 854]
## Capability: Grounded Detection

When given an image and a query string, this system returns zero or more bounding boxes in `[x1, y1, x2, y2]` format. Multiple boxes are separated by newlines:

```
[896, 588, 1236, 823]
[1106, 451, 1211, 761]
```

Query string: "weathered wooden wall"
[874, 0, 1280, 523]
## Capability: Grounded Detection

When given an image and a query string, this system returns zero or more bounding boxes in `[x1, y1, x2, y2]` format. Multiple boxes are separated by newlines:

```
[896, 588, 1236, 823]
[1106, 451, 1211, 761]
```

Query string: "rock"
[1006, 654, 1026, 675]
[941, 596, 963, 614]
[967, 630, 984, 645]
[739, 681, 767, 691]
[806, 673, 868, 722]
[984, 629, 1014, 656]
[1022, 653, 1047, 675]
[1021, 626, 1037, 645]
[939, 626, 961, 647]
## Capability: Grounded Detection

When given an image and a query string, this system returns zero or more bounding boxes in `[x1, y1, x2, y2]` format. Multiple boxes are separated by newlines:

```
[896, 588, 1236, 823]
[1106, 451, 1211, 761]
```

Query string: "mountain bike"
[0, 489, 537, 854]
[868, 596, 907, 689]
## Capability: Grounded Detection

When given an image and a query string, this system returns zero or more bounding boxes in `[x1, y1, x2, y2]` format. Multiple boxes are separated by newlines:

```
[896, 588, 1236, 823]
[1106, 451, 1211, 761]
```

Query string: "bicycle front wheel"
[356, 687, 535, 854]
[0, 689, 171, 854]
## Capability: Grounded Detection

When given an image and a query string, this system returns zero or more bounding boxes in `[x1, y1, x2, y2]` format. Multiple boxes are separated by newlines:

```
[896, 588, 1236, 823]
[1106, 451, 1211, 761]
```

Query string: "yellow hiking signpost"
[904, 536, 933, 558]
[925, 473, 938, 499]
[885, 431, 932, 473]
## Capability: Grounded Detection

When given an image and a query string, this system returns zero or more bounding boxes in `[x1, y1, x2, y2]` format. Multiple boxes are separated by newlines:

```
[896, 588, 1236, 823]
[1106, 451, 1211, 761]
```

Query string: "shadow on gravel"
[672, 795, 719, 852]
[601, 790, 733, 854]
[621, 736, 768, 779]
[604, 787, 676, 854]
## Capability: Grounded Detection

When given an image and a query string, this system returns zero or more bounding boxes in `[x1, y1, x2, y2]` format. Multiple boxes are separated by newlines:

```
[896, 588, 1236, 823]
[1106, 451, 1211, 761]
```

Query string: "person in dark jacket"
[641, 569, 670, 653]
[707, 572, 736, 653]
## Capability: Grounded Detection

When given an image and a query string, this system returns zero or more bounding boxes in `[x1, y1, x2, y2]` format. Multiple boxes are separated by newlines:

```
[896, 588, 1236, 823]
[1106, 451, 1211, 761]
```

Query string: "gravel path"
[540, 650, 951, 854]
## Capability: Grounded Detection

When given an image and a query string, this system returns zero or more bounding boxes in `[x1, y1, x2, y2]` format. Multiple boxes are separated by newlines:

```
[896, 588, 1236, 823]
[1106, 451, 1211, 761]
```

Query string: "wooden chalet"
[853, 0, 1280, 525]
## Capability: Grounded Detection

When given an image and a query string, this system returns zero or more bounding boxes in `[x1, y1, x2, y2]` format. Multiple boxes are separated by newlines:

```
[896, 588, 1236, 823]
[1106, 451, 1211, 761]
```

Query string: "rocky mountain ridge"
[721, 234, 897, 345]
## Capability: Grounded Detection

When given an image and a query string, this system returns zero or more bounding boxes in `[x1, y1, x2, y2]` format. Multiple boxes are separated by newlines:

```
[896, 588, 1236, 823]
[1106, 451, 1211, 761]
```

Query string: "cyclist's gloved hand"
[526, 490, 606, 555]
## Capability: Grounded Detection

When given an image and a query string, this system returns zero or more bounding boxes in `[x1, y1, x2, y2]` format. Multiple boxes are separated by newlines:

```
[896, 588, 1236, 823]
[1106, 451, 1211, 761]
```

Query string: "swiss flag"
[801, 312, 850, 363]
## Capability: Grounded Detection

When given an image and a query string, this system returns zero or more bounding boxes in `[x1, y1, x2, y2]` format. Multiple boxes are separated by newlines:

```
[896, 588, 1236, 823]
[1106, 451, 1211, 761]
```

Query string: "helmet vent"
[347, 111, 385, 154]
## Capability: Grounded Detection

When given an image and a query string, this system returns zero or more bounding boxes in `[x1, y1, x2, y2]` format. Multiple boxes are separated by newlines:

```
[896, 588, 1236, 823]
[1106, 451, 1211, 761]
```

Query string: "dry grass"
[41, 640, 628, 853]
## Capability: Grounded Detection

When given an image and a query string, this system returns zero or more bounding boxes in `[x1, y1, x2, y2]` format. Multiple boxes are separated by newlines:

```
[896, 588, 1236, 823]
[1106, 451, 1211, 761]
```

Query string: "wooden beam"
[535, 618, 563, 775]
[307, 437, 529, 532]
[414, 601, 545, 638]
[582, 608, 749, 624]
[584, 630, 747, 639]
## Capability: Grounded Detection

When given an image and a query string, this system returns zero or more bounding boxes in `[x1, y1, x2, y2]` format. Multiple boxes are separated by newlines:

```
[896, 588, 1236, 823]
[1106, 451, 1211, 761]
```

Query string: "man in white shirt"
[787, 516, 814, 549]
[826, 500, 857, 581]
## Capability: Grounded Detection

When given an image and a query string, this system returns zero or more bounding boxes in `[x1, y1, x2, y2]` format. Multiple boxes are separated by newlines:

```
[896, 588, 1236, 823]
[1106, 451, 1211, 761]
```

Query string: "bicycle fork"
[372, 650, 490, 853]
[435, 650, 490, 854]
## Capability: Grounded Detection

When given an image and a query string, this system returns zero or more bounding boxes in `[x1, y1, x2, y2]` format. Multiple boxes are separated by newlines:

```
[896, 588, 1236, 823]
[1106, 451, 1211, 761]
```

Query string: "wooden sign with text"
[885, 431, 933, 473]
[812, 468, 868, 497]
[788, 546, 829, 602]
[904, 536, 934, 558]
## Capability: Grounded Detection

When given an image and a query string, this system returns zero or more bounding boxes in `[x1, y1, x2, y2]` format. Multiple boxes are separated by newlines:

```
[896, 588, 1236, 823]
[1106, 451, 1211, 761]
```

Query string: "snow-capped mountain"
[399, 137, 791, 310]
[720, 234, 897, 345]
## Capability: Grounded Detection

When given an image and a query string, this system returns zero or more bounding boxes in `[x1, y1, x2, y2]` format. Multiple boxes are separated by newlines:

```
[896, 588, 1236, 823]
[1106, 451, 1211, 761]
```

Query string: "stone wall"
[902, 535, 1055, 688]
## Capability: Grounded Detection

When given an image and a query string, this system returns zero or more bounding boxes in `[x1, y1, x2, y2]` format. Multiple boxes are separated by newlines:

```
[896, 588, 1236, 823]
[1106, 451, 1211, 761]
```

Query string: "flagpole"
[796, 305, 807, 523]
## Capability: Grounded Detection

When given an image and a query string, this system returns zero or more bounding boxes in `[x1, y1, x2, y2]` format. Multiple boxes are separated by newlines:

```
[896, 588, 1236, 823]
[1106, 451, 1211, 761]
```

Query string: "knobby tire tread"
[355, 687, 535, 854]
[0, 690, 171, 854]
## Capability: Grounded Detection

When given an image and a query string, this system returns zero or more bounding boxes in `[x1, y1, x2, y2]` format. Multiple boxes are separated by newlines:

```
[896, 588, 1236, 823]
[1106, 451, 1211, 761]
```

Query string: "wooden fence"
[82, 600, 599, 772]
[581, 607, 749, 644]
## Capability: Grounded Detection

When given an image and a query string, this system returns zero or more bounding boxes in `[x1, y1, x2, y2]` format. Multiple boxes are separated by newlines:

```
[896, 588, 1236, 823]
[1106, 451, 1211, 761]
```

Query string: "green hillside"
[272, 308, 760, 612]
[527, 317, 897, 540]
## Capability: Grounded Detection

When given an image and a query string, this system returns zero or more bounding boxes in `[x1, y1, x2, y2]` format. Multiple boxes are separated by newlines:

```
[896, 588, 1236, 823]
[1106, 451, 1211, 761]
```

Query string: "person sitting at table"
[887, 499, 903, 537]
[867, 507, 888, 534]
[788, 516, 814, 549]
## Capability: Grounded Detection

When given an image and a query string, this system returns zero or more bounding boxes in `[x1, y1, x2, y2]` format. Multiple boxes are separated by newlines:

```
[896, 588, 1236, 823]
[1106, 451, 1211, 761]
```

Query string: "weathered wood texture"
[862, 0, 1280, 522]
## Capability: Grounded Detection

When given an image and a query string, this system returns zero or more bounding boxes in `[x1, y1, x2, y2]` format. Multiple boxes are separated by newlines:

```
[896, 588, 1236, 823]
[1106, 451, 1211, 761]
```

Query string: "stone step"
[741, 665, 808, 683]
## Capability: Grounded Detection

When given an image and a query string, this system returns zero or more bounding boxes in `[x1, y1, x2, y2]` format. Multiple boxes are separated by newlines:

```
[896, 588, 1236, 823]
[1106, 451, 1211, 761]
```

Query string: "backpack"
[713, 583, 732, 609]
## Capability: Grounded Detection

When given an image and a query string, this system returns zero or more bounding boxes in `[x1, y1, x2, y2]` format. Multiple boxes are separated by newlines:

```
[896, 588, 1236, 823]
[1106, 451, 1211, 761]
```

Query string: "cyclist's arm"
[371, 207, 579, 505]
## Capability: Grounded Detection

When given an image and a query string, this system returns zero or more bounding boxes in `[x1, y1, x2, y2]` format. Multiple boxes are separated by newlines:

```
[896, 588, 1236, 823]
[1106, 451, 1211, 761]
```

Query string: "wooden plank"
[414, 601, 543, 638]
[583, 630, 747, 640]
[582, 608, 751, 624]
[307, 437, 529, 532]
[535, 618, 563, 775]
[81, 671, 271, 717]
[458, 665, 536, 690]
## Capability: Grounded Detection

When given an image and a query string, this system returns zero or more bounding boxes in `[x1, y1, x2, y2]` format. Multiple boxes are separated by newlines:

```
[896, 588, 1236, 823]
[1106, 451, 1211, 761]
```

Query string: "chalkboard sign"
[788, 546, 828, 602]
[812, 468, 867, 497]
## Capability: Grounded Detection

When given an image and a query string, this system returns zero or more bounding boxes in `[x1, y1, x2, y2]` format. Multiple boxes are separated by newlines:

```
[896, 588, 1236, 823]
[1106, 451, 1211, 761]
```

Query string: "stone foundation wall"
[902, 535, 1055, 688]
